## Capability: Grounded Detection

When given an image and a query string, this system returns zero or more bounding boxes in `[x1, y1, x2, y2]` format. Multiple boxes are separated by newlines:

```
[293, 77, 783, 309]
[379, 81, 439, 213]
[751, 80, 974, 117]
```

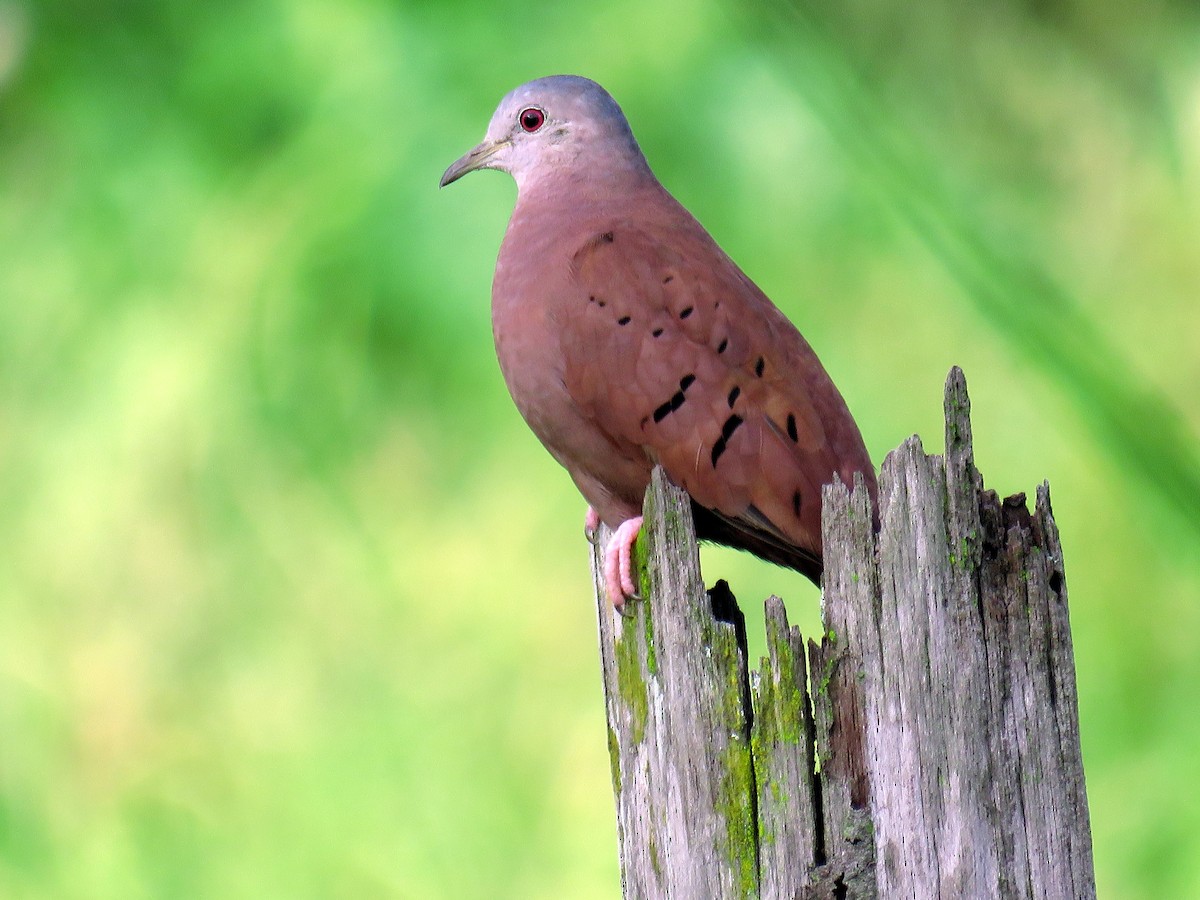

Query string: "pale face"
[440, 75, 647, 192]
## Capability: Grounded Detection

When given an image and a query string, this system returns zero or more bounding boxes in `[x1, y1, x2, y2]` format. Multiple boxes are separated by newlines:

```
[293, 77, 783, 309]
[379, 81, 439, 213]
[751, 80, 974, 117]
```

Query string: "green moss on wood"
[762, 615, 804, 745]
[816, 651, 837, 700]
[607, 725, 622, 794]
[948, 533, 975, 570]
[718, 740, 760, 898]
[842, 813, 874, 844]
[633, 538, 658, 676]
[947, 417, 961, 445]
[716, 643, 748, 727]
[614, 618, 649, 746]
[659, 491, 692, 547]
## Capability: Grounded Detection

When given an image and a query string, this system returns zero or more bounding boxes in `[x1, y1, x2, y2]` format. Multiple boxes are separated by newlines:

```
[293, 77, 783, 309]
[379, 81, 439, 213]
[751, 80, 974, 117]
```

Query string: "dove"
[440, 75, 877, 607]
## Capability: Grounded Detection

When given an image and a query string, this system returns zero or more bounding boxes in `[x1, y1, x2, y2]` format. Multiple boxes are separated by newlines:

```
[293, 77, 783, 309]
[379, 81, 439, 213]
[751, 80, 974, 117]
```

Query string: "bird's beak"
[439, 138, 509, 187]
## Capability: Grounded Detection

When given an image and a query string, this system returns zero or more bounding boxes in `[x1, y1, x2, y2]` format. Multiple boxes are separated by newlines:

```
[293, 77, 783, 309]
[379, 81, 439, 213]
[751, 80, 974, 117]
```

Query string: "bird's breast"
[492, 214, 600, 440]
[490, 200, 654, 519]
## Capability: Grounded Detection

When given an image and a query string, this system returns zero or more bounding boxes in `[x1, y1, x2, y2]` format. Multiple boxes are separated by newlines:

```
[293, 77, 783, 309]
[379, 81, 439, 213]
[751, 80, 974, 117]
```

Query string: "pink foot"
[603, 516, 643, 609]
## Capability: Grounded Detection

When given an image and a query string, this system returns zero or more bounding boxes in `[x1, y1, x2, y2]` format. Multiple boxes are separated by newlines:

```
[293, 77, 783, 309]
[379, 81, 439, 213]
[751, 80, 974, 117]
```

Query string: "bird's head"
[440, 75, 649, 191]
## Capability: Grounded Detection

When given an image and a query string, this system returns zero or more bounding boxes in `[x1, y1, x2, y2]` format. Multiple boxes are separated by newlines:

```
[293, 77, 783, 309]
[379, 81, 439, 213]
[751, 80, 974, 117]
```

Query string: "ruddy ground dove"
[441, 75, 877, 606]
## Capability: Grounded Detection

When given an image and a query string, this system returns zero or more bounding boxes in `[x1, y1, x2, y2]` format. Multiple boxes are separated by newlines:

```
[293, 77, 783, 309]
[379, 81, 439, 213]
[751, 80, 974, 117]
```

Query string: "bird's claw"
[603, 516, 644, 609]
[584, 506, 601, 545]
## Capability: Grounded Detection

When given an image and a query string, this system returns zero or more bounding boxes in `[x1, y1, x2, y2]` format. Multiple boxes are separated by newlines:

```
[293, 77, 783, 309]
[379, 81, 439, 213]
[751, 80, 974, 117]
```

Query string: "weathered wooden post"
[591, 368, 1094, 899]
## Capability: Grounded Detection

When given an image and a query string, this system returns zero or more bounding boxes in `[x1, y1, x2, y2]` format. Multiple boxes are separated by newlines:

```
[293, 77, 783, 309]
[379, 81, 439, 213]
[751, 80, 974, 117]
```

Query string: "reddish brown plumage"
[493, 179, 876, 584]
[444, 75, 876, 588]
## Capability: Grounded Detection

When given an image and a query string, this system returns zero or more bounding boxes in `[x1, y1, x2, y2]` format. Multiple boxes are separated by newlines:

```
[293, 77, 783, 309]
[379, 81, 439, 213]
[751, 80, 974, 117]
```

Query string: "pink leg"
[603, 516, 643, 609]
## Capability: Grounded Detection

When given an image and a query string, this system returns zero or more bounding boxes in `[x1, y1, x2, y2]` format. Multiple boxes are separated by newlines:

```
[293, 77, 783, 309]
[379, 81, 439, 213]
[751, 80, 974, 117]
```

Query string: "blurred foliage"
[0, 0, 1197, 896]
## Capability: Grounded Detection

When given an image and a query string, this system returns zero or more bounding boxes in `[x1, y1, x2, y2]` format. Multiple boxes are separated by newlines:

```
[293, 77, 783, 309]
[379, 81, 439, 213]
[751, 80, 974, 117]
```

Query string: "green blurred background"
[1, 0, 1198, 896]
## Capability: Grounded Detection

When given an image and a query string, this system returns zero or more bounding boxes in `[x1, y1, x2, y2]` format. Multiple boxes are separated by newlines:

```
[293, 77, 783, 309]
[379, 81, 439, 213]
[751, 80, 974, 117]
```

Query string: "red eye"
[519, 107, 545, 133]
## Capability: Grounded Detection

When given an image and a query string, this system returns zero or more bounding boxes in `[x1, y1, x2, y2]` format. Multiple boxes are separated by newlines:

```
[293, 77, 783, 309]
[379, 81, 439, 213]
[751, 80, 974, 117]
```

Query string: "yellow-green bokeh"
[1, 0, 1197, 896]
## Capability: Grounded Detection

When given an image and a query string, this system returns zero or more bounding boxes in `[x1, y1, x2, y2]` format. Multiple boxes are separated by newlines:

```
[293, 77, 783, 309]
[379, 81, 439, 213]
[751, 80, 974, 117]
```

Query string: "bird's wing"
[561, 219, 864, 568]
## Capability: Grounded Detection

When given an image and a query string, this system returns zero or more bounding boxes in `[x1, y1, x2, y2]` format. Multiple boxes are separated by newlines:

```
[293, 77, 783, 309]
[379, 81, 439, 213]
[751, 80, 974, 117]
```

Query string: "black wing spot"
[727, 386, 741, 407]
[618, 315, 631, 326]
[711, 415, 744, 467]
[679, 306, 694, 319]
[653, 373, 698, 423]
[662, 274, 675, 284]
[588, 295, 596, 303]
[786, 413, 798, 442]
[717, 338, 728, 354]
[755, 356, 765, 377]
[652, 389, 689, 423]
[652, 327, 664, 337]
[792, 490, 802, 518]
